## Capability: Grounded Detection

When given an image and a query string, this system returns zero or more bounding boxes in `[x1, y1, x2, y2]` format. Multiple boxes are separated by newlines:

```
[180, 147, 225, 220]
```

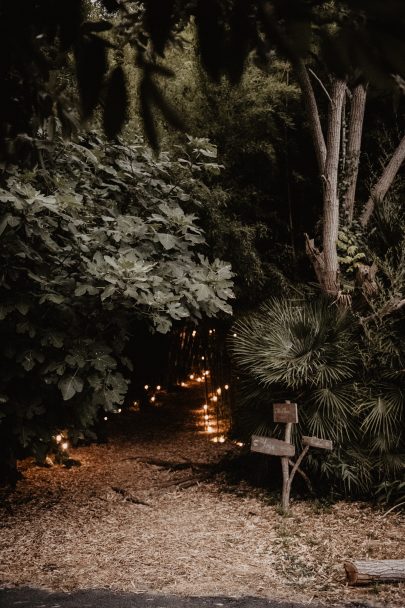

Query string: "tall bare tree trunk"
[360, 133, 405, 226]
[322, 78, 346, 295]
[343, 83, 367, 223]
[294, 59, 326, 173]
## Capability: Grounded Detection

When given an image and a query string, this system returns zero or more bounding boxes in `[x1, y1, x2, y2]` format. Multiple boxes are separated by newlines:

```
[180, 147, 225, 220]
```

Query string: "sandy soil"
[0, 386, 404, 607]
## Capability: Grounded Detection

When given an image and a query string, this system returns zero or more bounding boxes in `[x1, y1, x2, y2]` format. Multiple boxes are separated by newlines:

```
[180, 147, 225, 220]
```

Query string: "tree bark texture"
[294, 59, 327, 173]
[343, 83, 367, 223]
[322, 78, 346, 295]
[344, 560, 405, 585]
[361, 133, 405, 226]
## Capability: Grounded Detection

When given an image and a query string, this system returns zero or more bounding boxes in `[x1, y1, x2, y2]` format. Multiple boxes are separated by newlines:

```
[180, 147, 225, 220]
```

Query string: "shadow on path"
[0, 588, 324, 608]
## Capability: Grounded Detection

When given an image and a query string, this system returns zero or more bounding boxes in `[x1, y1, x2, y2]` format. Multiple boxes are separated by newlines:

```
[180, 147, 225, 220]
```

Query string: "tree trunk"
[294, 59, 327, 173]
[343, 83, 367, 223]
[321, 78, 346, 295]
[360, 132, 405, 226]
[344, 560, 405, 585]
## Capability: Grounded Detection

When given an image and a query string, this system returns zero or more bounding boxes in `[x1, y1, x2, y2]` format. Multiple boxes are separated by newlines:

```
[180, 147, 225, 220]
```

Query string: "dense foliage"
[229, 201, 405, 501]
[0, 131, 233, 474]
[2, 1, 405, 155]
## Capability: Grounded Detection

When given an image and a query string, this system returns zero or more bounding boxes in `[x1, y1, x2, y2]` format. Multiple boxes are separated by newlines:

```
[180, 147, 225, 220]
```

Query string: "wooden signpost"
[251, 436, 295, 457]
[302, 436, 333, 450]
[273, 402, 298, 424]
[250, 400, 333, 512]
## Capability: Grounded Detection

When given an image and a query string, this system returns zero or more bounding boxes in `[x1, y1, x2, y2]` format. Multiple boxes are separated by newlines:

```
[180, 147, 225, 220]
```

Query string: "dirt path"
[0, 386, 404, 607]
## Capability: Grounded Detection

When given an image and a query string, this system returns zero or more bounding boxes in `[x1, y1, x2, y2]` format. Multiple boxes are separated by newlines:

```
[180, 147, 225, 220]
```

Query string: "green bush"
[0, 131, 234, 472]
[229, 294, 404, 501]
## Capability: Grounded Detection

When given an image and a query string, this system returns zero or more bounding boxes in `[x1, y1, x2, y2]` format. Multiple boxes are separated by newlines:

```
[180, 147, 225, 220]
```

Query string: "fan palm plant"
[229, 294, 405, 499]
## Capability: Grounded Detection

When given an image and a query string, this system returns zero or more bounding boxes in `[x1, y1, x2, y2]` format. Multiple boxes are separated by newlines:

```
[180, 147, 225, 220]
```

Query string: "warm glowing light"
[144, 384, 149, 390]
[181, 382, 187, 387]
[218, 435, 226, 443]
[61, 442, 69, 450]
[209, 329, 213, 335]
[189, 374, 194, 380]
[156, 385, 161, 391]
[201, 356, 205, 360]
[203, 404, 208, 411]
[150, 396, 156, 403]
[211, 437, 219, 443]
[233, 333, 237, 337]
[192, 330, 197, 337]
[56, 434, 62, 443]
[104, 416, 108, 421]
[224, 384, 229, 390]
[216, 387, 222, 395]
[236, 441, 244, 447]
[207, 426, 214, 433]
[211, 395, 218, 402]
[204, 370, 210, 376]
[118, 408, 122, 413]
[204, 414, 209, 421]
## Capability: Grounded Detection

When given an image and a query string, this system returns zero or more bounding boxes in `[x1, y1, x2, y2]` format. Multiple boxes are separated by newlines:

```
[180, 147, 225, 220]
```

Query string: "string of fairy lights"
[51, 326, 243, 456]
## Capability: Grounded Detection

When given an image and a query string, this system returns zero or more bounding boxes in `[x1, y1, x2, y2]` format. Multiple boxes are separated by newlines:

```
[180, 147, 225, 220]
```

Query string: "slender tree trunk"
[343, 83, 367, 223]
[294, 59, 327, 173]
[322, 78, 346, 295]
[360, 132, 405, 226]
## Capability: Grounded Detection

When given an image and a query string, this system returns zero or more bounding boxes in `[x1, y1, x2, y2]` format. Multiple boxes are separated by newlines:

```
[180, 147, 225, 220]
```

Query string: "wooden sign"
[273, 402, 298, 424]
[251, 435, 295, 457]
[302, 436, 333, 450]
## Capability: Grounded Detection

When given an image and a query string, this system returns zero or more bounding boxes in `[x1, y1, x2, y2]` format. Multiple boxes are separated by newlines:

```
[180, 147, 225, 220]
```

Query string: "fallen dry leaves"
[0, 387, 403, 607]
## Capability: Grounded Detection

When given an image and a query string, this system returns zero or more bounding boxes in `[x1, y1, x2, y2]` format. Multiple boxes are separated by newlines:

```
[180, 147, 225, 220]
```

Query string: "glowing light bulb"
[211, 395, 218, 402]
[104, 416, 108, 421]
[197, 377, 202, 383]
[192, 330, 197, 337]
[236, 441, 244, 447]
[209, 329, 213, 335]
[150, 396, 156, 403]
[205, 370, 210, 376]
[224, 384, 229, 390]
[144, 384, 149, 390]
[204, 414, 209, 421]
[233, 333, 237, 338]
[118, 408, 122, 413]
[218, 436, 226, 443]
[181, 382, 186, 387]
[189, 374, 194, 380]
[207, 426, 214, 433]
[156, 385, 161, 391]
[61, 442, 69, 450]
[56, 434, 62, 443]
[201, 356, 205, 360]
[216, 387, 221, 395]
[203, 404, 208, 411]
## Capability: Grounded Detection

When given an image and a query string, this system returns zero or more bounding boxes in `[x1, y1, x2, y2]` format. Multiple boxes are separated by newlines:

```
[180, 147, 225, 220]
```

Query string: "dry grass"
[0, 387, 404, 607]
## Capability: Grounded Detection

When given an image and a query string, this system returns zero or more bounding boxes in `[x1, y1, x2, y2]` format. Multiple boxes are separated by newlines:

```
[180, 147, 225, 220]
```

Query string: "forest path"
[0, 385, 404, 608]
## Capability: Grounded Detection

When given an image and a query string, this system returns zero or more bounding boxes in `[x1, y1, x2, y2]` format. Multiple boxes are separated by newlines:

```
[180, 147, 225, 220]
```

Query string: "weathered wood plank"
[302, 435, 333, 450]
[344, 560, 405, 585]
[251, 435, 295, 457]
[273, 402, 298, 424]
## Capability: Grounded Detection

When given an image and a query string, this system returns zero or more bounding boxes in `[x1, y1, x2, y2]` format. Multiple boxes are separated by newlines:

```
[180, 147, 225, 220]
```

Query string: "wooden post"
[281, 421, 292, 512]
[251, 401, 332, 513]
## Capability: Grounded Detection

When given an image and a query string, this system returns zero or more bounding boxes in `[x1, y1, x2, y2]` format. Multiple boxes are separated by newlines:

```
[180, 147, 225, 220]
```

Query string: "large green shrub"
[230, 293, 404, 500]
[0, 132, 234, 472]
